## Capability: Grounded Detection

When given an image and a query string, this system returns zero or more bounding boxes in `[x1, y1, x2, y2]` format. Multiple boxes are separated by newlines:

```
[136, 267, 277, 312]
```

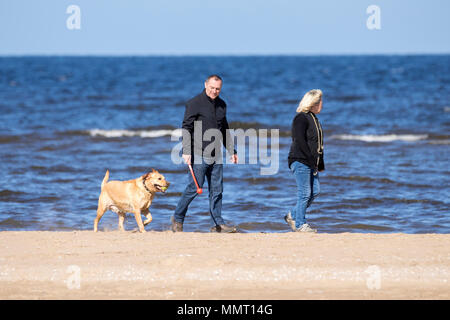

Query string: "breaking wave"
[330, 134, 428, 143]
[87, 128, 182, 138]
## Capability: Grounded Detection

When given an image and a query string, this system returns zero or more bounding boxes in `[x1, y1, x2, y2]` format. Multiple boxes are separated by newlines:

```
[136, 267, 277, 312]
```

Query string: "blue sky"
[0, 0, 449, 55]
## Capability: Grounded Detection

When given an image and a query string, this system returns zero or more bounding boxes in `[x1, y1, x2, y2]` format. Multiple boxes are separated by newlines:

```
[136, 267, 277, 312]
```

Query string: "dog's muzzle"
[154, 184, 168, 193]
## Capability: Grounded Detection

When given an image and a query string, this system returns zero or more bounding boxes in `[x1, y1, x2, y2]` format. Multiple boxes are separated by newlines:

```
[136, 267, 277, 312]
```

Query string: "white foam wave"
[331, 134, 428, 143]
[88, 129, 182, 138]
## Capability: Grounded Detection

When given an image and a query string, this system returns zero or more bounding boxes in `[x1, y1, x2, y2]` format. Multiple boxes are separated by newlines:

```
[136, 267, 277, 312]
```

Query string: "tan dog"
[94, 169, 170, 233]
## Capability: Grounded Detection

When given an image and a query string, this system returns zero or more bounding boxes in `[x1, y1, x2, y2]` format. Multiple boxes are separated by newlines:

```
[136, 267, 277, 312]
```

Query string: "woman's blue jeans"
[290, 161, 320, 228]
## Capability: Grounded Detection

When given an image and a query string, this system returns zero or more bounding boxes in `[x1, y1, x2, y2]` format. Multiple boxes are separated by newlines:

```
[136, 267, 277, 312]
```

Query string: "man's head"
[204, 74, 223, 100]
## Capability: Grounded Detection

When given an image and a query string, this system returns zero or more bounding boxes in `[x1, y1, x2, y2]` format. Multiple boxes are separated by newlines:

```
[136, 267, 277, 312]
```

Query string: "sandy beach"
[0, 231, 449, 300]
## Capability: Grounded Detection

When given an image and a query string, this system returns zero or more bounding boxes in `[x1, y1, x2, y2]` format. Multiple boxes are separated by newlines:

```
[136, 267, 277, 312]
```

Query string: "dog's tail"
[101, 170, 109, 190]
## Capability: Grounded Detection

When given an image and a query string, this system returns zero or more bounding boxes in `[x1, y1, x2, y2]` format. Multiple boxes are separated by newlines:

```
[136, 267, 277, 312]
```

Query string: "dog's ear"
[142, 172, 150, 180]
[152, 168, 158, 174]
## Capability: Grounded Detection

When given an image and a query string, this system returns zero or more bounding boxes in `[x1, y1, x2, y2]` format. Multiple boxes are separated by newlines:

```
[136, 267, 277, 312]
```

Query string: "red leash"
[188, 164, 203, 194]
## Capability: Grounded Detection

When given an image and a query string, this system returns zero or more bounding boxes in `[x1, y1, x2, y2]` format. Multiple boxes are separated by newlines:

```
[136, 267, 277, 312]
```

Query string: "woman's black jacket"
[288, 111, 325, 172]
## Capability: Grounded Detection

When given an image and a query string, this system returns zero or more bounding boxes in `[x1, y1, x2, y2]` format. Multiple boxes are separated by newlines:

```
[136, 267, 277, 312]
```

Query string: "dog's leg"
[94, 199, 107, 232]
[118, 212, 126, 231]
[133, 209, 146, 233]
[143, 210, 153, 226]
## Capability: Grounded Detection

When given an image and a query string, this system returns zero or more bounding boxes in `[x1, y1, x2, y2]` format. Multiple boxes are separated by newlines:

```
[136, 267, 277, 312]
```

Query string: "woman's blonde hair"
[296, 89, 323, 113]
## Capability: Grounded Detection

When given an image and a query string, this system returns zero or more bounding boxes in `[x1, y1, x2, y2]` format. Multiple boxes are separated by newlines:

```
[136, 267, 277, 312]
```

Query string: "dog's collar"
[142, 179, 152, 193]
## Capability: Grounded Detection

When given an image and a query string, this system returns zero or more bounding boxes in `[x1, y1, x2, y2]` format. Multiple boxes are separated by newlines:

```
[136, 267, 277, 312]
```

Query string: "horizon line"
[1, 52, 449, 57]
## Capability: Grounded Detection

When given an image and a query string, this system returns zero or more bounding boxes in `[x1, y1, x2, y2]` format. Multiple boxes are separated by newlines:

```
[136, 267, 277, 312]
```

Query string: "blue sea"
[0, 55, 449, 233]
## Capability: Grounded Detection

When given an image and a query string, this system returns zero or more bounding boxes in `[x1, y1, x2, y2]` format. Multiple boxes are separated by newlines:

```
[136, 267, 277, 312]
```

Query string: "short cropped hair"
[206, 74, 223, 83]
[297, 89, 323, 113]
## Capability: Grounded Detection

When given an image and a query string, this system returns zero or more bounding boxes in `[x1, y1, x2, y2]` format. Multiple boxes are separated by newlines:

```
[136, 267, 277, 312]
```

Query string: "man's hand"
[182, 154, 191, 165]
[230, 154, 238, 164]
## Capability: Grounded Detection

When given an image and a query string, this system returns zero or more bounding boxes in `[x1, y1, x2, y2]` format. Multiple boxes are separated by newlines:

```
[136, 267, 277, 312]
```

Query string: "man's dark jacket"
[182, 89, 235, 159]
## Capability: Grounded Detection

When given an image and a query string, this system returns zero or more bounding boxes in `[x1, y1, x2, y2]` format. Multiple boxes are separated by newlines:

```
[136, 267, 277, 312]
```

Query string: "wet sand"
[0, 231, 449, 299]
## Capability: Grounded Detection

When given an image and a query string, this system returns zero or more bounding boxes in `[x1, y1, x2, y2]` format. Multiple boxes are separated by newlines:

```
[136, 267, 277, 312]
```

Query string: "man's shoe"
[171, 216, 183, 232]
[295, 223, 317, 233]
[210, 224, 237, 233]
[284, 211, 296, 231]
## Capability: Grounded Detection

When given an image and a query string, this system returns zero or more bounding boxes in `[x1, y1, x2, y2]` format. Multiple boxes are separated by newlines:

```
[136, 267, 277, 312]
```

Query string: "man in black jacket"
[171, 75, 238, 233]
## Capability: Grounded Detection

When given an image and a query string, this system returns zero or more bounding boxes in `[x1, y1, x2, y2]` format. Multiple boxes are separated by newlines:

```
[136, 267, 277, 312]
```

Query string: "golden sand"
[0, 231, 449, 299]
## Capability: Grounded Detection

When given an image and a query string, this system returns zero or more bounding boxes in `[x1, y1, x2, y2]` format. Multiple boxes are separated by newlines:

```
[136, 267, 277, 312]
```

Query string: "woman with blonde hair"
[285, 89, 324, 232]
